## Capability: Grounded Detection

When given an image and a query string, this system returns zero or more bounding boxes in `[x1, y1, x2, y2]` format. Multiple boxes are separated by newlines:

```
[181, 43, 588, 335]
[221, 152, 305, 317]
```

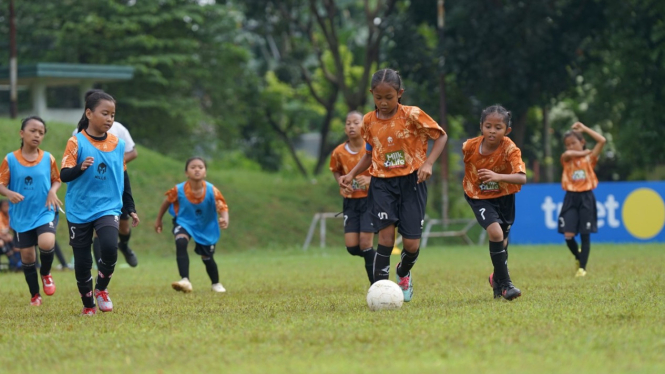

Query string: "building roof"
[0, 63, 134, 85]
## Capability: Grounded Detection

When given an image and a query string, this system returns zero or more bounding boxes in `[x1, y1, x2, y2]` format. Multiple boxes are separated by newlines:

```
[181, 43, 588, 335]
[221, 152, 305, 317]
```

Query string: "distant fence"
[511, 181, 665, 244]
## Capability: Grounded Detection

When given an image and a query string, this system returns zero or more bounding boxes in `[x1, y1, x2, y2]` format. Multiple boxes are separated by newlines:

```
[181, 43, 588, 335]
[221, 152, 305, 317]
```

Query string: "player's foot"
[396, 264, 413, 302]
[575, 268, 587, 277]
[81, 306, 97, 316]
[30, 294, 42, 306]
[41, 274, 56, 296]
[211, 283, 226, 293]
[94, 289, 113, 312]
[501, 281, 521, 301]
[172, 278, 193, 293]
[488, 273, 502, 299]
[119, 246, 138, 267]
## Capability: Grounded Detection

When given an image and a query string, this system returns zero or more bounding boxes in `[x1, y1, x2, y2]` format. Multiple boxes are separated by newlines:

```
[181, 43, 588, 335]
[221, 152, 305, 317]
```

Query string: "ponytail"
[77, 113, 89, 133]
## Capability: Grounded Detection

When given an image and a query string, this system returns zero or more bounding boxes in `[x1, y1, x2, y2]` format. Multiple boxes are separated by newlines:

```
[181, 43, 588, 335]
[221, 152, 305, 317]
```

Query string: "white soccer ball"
[366, 280, 404, 311]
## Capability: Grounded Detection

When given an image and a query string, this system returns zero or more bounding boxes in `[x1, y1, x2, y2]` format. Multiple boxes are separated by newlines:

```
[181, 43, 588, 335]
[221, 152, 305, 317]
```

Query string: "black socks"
[38, 247, 55, 276]
[579, 234, 590, 269]
[396, 248, 419, 278]
[118, 231, 131, 252]
[490, 240, 510, 285]
[175, 237, 190, 279]
[23, 261, 40, 297]
[373, 244, 393, 282]
[202, 256, 219, 284]
[347, 245, 376, 284]
[565, 238, 580, 260]
[73, 245, 95, 308]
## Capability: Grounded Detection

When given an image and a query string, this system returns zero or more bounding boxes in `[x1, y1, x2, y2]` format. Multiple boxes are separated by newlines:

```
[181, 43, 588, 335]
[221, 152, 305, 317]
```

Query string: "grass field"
[1, 244, 664, 374]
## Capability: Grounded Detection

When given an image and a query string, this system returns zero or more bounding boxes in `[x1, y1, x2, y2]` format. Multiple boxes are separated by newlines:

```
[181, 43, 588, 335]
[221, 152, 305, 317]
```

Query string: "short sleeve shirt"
[72, 122, 135, 153]
[561, 154, 598, 192]
[62, 132, 127, 171]
[362, 105, 444, 178]
[165, 181, 228, 216]
[0, 149, 61, 187]
[463, 136, 526, 199]
[329, 142, 371, 198]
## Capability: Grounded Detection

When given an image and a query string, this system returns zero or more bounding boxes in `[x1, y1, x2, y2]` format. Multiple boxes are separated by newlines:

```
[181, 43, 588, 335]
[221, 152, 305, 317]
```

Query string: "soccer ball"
[366, 280, 404, 311]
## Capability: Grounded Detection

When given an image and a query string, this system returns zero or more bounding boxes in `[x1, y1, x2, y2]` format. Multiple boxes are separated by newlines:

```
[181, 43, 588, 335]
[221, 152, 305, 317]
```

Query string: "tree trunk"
[511, 111, 528, 149]
[542, 105, 554, 183]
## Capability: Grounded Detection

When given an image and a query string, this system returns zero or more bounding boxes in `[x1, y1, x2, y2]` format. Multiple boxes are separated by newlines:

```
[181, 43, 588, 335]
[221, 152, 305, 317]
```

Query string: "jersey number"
[70, 226, 76, 239]
[479, 208, 486, 220]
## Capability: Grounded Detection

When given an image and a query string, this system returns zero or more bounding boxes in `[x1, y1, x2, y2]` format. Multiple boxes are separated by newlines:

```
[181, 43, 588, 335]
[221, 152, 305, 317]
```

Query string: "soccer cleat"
[501, 281, 521, 301]
[396, 264, 413, 302]
[119, 246, 138, 267]
[211, 283, 226, 293]
[30, 294, 42, 306]
[488, 273, 502, 299]
[575, 268, 587, 277]
[81, 307, 97, 316]
[94, 289, 113, 312]
[41, 274, 56, 296]
[172, 278, 193, 293]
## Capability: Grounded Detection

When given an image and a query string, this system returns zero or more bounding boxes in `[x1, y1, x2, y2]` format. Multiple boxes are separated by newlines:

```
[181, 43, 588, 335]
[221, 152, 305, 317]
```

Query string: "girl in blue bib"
[0, 116, 62, 306]
[60, 92, 140, 315]
[154, 157, 230, 294]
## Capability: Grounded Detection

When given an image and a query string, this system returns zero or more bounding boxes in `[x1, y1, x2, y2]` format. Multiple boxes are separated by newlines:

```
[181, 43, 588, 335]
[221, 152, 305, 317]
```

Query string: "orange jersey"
[463, 136, 526, 199]
[362, 105, 444, 178]
[165, 181, 228, 216]
[329, 142, 371, 198]
[561, 154, 598, 192]
[0, 149, 61, 187]
[0, 212, 9, 234]
[61, 132, 127, 171]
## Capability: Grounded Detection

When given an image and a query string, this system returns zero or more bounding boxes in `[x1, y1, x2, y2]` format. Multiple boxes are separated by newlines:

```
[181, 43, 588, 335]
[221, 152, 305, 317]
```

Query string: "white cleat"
[171, 278, 193, 293]
[211, 283, 226, 293]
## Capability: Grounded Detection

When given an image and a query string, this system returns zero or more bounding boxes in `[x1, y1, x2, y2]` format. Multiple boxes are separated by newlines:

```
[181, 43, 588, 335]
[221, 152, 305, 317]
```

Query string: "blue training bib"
[6, 151, 55, 232]
[169, 182, 220, 246]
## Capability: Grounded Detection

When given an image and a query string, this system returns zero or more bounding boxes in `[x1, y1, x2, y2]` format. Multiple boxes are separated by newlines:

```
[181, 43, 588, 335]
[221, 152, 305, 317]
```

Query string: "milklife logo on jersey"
[510, 181, 665, 244]
[95, 162, 107, 180]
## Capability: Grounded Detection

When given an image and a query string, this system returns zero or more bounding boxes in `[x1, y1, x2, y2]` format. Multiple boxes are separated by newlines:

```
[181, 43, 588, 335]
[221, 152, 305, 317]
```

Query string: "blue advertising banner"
[511, 181, 665, 244]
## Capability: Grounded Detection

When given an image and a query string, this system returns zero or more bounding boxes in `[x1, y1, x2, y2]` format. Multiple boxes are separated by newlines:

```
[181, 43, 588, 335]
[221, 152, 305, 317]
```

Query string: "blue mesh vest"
[64, 133, 125, 224]
[169, 182, 220, 246]
[6, 151, 55, 232]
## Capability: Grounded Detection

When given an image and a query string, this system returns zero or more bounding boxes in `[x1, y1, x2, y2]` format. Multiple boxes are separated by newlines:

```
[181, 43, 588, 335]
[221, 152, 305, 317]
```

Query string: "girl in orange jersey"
[330, 111, 376, 284]
[340, 69, 447, 302]
[558, 122, 606, 277]
[463, 105, 526, 300]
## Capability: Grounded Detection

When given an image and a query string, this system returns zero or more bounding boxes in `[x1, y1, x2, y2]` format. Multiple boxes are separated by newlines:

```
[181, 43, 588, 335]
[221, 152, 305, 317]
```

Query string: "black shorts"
[465, 193, 515, 238]
[67, 215, 120, 247]
[368, 171, 427, 239]
[558, 190, 597, 235]
[172, 220, 216, 257]
[12, 220, 57, 248]
[342, 197, 375, 234]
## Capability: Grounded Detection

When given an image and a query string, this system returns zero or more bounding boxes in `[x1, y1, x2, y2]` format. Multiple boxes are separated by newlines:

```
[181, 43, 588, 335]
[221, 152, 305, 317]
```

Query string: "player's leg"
[36, 226, 57, 296]
[196, 243, 224, 292]
[368, 178, 398, 283]
[118, 212, 138, 267]
[68, 221, 96, 314]
[93, 216, 120, 312]
[559, 192, 581, 269]
[395, 172, 426, 292]
[576, 192, 597, 276]
[171, 222, 193, 292]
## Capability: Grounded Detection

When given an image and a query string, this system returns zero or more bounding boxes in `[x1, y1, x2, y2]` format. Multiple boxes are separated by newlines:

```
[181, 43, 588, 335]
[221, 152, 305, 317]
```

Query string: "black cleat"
[488, 273, 502, 299]
[501, 281, 521, 301]
[119, 247, 138, 267]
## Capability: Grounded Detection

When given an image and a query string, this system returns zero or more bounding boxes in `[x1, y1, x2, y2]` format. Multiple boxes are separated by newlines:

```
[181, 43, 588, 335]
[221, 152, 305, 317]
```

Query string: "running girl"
[462, 105, 526, 300]
[0, 116, 62, 306]
[339, 68, 447, 302]
[329, 111, 375, 284]
[61, 92, 139, 315]
[559, 122, 606, 277]
[154, 157, 229, 293]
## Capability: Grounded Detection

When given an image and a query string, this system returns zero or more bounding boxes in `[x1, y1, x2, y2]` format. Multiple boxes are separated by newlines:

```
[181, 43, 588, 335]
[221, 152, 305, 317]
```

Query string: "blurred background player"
[0, 116, 63, 306]
[0, 199, 21, 270]
[559, 122, 606, 277]
[340, 68, 447, 302]
[73, 89, 139, 268]
[463, 105, 526, 301]
[62, 92, 139, 315]
[154, 157, 229, 293]
[329, 111, 376, 284]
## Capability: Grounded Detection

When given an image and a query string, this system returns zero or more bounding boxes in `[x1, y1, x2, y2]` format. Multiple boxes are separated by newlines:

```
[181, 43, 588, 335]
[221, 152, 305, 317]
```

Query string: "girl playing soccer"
[329, 111, 376, 284]
[0, 116, 62, 306]
[339, 68, 447, 301]
[154, 157, 229, 293]
[463, 105, 526, 300]
[61, 92, 140, 315]
[559, 122, 606, 277]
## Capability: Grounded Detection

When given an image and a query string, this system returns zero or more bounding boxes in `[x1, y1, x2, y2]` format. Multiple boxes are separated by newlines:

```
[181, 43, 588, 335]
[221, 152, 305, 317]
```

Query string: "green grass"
[0, 118, 345, 251]
[1, 244, 663, 374]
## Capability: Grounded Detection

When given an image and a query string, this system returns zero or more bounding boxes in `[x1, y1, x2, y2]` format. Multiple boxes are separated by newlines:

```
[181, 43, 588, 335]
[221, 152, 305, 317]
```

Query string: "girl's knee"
[486, 223, 504, 242]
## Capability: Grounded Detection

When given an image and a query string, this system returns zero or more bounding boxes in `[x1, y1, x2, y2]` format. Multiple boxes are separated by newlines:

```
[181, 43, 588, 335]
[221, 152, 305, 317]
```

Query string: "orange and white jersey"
[329, 142, 371, 198]
[561, 154, 598, 192]
[463, 136, 526, 199]
[362, 105, 444, 178]
[61, 131, 126, 171]
[165, 181, 228, 216]
[0, 149, 61, 187]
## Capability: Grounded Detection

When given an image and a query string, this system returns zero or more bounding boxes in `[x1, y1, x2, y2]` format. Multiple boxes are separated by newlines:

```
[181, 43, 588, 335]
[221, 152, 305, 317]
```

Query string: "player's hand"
[81, 157, 94, 171]
[129, 212, 140, 227]
[417, 163, 433, 184]
[478, 169, 501, 183]
[6, 191, 24, 204]
[154, 219, 163, 233]
[218, 217, 228, 229]
[356, 175, 371, 188]
[571, 122, 586, 132]
[338, 174, 353, 189]
[45, 191, 62, 211]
